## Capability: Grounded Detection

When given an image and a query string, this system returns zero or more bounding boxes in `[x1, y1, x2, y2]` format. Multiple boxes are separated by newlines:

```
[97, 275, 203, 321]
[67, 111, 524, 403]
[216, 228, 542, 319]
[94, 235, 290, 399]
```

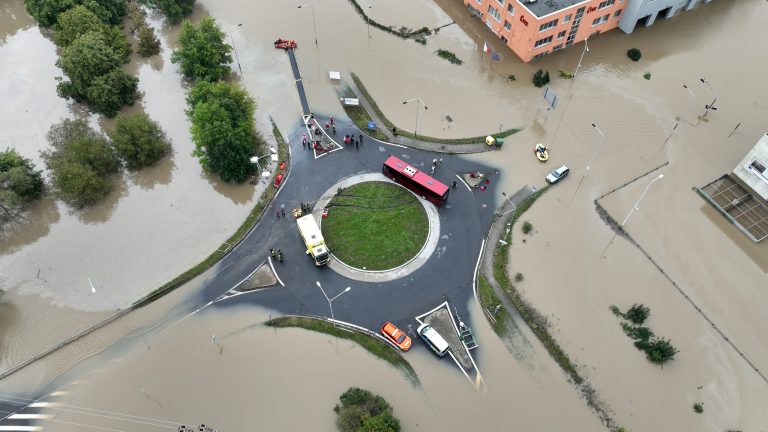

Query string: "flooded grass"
[350, 73, 520, 144]
[476, 274, 511, 335]
[338, 85, 388, 141]
[435, 49, 463, 65]
[137, 121, 289, 307]
[490, 186, 582, 385]
[265, 316, 419, 385]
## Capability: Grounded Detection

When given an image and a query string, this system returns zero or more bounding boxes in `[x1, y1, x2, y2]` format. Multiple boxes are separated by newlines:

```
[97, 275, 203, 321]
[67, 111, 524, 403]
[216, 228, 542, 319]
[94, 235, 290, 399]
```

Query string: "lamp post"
[573, 37, 589, 79]
[88, 278, 120, 311]
[700, 77, 718, 116]
[229, 23, 243, 76]
[316, 281, 351, 327]
[585, 123, 605, 175]
[402, 98, 428, 141]
[297, 4, 318, 46]
[600, 174, 664, 258]
[499, 191, 517, 216]
[682, 84, 696, 98]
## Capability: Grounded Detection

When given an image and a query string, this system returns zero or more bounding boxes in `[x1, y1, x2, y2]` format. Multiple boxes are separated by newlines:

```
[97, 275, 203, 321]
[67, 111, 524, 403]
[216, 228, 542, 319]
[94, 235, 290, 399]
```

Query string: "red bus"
[382, 155, 449, 206]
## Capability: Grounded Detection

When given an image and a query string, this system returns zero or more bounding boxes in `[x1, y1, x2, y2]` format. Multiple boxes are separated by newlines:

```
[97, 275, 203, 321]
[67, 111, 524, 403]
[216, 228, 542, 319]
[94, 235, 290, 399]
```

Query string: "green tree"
[140, 0, 195, 24]
[41, 119, 120, 208]
[334, 388, 400, 432]
[627, 48, 642, 62]
[0, 149, 45, 223]
[52, 6, 130, 60]
[171, 17, 232, 82]
[186, 81, 262, 182]
[532, 69, 549, 87]
[57, 31, 137, 116]
[137, 25, 161, 57]
[108, 112, 171, 169]
[24, 0, 126, 27]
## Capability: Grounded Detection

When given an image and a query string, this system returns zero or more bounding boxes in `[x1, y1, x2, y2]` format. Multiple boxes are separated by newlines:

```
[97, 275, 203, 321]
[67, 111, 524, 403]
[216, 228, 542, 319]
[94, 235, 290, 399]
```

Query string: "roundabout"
[313, 173, 441, 282]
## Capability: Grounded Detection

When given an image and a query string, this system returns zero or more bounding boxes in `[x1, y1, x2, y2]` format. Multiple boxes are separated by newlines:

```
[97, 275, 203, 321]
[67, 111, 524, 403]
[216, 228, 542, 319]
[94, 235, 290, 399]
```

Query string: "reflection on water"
[0, 0, 34, 44]
[0, 197, 60, 256]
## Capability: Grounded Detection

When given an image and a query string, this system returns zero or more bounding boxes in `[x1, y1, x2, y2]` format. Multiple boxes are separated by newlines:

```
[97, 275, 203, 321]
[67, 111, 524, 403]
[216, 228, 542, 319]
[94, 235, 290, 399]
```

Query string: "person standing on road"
[332, 124, 336, 134]
[277, 249, 283, 262]
[358, 134, 363, 145]
[452, 181, 457, 189]
[302, 133, 307, 147]
[355, 138, 359, 149]
[280, 208, 286, 217]
[330, 115, 334, 126]
[325, 122, 330, 132]
[270, 248, 276, 259]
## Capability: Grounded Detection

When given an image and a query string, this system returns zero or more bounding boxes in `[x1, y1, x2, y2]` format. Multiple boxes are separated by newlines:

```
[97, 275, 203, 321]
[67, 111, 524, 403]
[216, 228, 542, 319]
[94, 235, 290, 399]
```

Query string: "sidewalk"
[346, 79, 492, 154]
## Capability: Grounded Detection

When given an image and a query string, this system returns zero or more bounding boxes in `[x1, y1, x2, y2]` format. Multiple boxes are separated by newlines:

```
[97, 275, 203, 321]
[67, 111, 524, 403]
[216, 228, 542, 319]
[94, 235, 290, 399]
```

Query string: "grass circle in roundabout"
[322, 181, 429, 271]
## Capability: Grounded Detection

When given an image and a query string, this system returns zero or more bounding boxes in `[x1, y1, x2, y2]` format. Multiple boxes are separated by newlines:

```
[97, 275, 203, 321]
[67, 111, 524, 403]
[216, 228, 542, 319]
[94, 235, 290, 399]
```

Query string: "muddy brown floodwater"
[0, 0, 271, 368]
[31, 303, 602, 431]
[1, 0, 767, 430]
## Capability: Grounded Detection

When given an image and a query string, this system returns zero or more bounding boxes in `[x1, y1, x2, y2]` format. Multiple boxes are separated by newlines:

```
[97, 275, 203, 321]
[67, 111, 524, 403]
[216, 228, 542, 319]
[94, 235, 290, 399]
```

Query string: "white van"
[417, 323, 450, 357]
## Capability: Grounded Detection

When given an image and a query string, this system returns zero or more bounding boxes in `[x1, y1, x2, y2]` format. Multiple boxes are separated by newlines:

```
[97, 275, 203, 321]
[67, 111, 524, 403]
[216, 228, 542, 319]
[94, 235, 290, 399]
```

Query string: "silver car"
[546, 165, 570, 184]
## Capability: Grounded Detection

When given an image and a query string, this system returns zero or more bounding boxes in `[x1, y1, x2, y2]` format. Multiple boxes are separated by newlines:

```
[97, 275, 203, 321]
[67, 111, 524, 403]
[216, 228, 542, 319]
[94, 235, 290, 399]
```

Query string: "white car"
[546, 165, 570, 184]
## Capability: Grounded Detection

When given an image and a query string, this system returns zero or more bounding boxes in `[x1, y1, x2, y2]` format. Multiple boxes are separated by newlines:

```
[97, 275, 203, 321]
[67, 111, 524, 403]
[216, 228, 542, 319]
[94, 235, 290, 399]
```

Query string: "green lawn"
[322, 181, 428, 270]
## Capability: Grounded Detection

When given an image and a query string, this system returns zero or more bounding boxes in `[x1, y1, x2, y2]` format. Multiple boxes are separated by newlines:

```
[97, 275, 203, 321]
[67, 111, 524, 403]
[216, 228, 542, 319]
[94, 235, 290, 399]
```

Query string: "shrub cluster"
[627, 48, 642, 61]
[334, 387, 401, 432]
[140, 0, 195, 25]
[611, 303, 679, 364]
[532, 69, 550, 87]
[27, 2, 139, 117]
[436, 49, 463, 65]
[0, 149, 44, 225]
[41, 117, 171, 207]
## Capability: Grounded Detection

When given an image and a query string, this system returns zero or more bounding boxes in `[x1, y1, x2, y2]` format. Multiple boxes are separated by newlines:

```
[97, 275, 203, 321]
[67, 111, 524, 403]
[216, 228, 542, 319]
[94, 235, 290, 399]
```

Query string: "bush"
[635, 337, 678, 364]
[643, 72, 652, 80]
[621, 323, 654, 342]
[609, 305, 622, 317]
[532, 69, 550, 87]
[625, 303, 651, 325]
[171, 17, 232, 82]
[52, 6, 131, 61]
[141, 0, 196, 24]
[514, 272, 524, 282]
[507, 74, 516, 81]
[335, 387, 400, 432]
[558, 69, 574, 79]
[693, 402, 704, 413]
[137, 25, 161, 57]
[435, 49, 463, 65]
[522, 221, 533, 234]
[108, 112, 171, 170]
[57, 30, 137, 116]
[627, 48, 641, 61]
[41, 119, 120, 208]
[186, 81, 263, 182]
[24, 0, 127, 28]
[0, 149, 45, 224]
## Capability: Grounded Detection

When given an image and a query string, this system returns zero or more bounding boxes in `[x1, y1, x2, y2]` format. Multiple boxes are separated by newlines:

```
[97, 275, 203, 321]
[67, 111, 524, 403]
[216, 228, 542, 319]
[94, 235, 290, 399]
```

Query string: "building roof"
[732, 133, 768, 201]
[517, 0, 589, 19]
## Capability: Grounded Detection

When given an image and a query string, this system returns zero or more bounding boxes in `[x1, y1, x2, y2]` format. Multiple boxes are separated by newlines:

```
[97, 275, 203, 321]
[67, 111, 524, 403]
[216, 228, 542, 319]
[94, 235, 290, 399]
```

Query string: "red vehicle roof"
[384, 155, 449, 197]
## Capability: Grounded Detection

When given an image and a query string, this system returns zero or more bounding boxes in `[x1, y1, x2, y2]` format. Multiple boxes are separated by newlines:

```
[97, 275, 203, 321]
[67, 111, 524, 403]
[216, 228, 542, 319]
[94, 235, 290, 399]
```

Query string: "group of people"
[343, 134, 363, 149]
[430, 157, 443, 174]
[269, 248, 284, 263]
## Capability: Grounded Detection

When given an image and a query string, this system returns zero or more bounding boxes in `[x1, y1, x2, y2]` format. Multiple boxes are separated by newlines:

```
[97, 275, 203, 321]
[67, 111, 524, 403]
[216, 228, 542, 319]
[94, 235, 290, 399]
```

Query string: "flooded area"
[29, 303, 601, 431]
[0, 0, 767, 430]
[0, 1, 264, 367]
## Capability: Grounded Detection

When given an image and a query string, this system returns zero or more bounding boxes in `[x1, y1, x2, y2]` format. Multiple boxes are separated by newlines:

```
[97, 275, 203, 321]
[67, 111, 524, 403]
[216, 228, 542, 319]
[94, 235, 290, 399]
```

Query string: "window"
[750, 160, 767, 178]
[504, 20, 512, 31]
[534, 35, 553, 48]
[497, 0, 504, 4]
[557, 30, 567, 39]
[488, 6, 501, 21]
[598, 0, 615, 9]
[553, 44, 564, 51]
[614, 9, 622, 17]
[539, 19, 558, 32]
[592, 14, 609, 26]
[563, 14, 571, 23]
[507, 3, 514, 14]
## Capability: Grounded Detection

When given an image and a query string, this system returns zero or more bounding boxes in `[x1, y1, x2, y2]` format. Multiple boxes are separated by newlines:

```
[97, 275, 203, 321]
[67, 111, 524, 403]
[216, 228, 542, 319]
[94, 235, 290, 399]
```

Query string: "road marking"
[472, 238, 486, 303]
[268, 257, 285, 287]
[455, 174, 472, 192]
[8, 415, 53, 420]
[0, 427, 43, 431]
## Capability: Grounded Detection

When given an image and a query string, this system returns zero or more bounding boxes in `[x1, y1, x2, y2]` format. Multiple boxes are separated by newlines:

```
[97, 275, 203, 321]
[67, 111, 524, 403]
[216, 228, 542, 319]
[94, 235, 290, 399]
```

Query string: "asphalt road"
[202, 117, 499, 334]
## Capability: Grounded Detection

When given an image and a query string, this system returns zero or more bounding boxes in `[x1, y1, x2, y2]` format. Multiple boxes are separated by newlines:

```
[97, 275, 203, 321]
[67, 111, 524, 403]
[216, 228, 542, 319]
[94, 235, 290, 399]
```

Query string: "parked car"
[546, 165, 570, 184]
[381, 322, 412, 351]
[416, 323, 449, 357]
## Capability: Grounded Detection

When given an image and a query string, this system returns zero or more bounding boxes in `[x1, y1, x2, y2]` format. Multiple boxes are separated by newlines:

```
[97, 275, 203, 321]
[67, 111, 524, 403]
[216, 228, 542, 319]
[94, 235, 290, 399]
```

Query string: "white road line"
[268, 257, 285, 287]
[455, 174, 472, 192]
[8, 415, 53, 420]
[0, 427, 43, 431]
[472, 239, 486, 303]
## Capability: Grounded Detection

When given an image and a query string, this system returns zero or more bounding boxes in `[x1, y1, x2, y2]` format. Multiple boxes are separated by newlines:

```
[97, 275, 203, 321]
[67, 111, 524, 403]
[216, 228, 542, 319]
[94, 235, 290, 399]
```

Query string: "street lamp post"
[88, 278, 120, 311]
[316, 281, 351, 327]
[700, 77, 718, 116]
[585, 123, 605, 175]
[297, 4, 318, 46]
[366, 4, 373, 50]
[229, 23, 243, 76]
[499, 191, 517, 216]
[402, 98, 428, 141]
[573, 37, 589, 79]
[600, 174, 664, 258]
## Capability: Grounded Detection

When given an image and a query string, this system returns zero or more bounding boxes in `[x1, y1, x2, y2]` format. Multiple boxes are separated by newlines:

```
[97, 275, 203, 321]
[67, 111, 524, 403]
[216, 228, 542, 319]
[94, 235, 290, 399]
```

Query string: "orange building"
[464, 0, 625, 62]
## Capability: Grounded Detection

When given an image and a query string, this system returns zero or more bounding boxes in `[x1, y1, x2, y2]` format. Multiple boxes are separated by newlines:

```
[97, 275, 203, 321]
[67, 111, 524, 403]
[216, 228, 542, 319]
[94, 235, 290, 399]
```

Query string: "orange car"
[381, 322, 412, 351]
